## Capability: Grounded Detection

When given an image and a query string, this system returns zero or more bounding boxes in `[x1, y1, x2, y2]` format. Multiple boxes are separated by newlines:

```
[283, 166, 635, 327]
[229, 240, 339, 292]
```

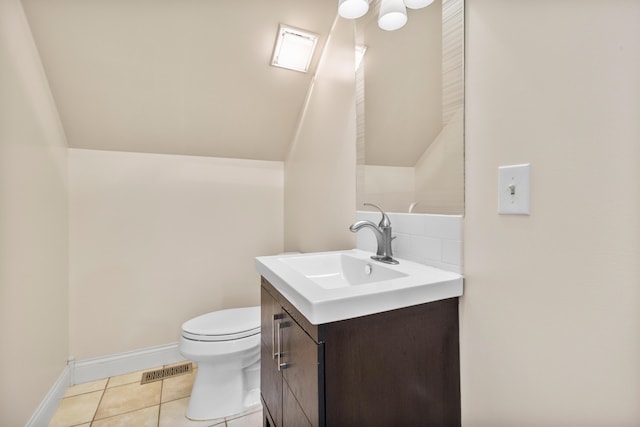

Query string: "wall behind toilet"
[68, 148, 283, 360]
[68, 14, 356, 361]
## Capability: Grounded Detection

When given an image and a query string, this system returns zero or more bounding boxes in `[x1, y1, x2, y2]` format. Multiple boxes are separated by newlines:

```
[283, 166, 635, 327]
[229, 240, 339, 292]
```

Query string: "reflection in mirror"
[355, 0, 464, 214]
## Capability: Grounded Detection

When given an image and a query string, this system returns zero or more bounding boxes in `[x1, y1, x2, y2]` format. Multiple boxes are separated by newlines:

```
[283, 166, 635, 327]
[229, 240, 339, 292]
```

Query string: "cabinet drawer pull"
[272, 313, 283, 359]
[277, 321, 289, 371]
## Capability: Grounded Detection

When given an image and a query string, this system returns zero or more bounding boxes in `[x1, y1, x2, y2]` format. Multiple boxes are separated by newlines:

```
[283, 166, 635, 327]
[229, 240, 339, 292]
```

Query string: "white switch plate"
[498, 163, 531, 215]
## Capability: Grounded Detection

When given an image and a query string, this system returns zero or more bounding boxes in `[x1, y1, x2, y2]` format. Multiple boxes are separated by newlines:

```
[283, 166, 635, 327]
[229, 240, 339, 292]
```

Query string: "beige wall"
[414, 107, 464, 214]
[358, 106, 463, 215]
[362, 3, 442, 167]
[359, 165, 414, 212]
[69, 149, 283, 359]
[0, 0, 69, 424]
[462, 1, 640, 425]
[284, 17, 357, 252]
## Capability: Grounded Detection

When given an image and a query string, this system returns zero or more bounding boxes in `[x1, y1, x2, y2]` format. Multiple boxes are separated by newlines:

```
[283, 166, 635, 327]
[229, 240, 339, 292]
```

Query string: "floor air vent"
[140, 362, 193, 384]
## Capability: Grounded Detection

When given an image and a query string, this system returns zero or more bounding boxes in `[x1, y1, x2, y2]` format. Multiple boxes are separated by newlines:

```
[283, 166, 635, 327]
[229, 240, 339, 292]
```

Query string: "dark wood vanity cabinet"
[261, 282, 322, 427]
[260, 277, 460, 427]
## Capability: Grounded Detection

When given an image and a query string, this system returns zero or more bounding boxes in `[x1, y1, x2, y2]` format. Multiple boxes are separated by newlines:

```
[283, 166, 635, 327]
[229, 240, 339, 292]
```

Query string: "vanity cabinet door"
[280, 310, 322, 427]
[283, 383, 312, 427]
[261, 287, 283, 427]
[261, 282, 323, 427]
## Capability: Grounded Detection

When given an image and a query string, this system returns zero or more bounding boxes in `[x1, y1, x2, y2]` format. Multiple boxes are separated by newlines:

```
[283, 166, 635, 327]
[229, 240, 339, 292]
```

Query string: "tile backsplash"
[355, 211, 463, 274]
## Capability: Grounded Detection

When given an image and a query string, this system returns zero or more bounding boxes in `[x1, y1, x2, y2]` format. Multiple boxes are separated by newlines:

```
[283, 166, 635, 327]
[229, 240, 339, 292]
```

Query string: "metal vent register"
[140, 362, 193, 384]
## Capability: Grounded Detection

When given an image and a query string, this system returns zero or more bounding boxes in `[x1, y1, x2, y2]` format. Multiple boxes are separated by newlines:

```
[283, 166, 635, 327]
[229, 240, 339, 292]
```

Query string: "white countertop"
[256, 249, 463, 325]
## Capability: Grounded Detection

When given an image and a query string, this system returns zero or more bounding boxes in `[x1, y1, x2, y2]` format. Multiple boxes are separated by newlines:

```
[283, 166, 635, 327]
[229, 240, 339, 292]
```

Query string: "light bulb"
[403, 0, 434, 9]
[378, 0, 407, 31]
[338, 0, 369, 19]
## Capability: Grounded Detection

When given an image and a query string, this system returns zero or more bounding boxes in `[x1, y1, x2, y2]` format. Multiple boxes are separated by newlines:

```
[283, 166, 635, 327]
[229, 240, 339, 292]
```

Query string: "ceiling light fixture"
[338, 0, 369, 19]
[378, 0, 407, 31]
[271, 24, 319, 73]
[339, 0, 433, 31]
[403, 0, 434, 9]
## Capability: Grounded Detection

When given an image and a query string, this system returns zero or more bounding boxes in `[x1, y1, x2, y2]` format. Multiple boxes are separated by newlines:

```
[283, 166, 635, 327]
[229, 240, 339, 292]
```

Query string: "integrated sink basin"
[256, 249, 463, 324]
[278, 252, 407, 289]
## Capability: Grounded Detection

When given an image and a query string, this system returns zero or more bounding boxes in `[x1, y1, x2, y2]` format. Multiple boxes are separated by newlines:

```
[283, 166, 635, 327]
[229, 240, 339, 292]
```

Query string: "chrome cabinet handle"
[277, 321, 289, 371]
[272, 313, 283, 359]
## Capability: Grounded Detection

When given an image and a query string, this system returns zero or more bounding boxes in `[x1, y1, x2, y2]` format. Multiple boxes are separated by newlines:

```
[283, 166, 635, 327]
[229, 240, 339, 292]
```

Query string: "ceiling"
[21, 0, 338, 161]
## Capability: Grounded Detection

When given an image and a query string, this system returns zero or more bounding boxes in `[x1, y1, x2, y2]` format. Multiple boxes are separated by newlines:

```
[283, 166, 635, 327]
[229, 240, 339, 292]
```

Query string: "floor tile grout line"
[157, 377, 163, 427]
[91, 371, 163, 424]
[90, 386, 107, 425]
[104, 376, 165, 391]
[88, 402, 161, 425]
[60, 386, 106, 401]
[64, 380, 109, 398]
[93, 387, 163, 422]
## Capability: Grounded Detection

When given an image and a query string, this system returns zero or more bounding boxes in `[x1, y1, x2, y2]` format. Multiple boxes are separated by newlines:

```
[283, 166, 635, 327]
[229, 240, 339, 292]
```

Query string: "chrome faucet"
[350, 203, 398, 265]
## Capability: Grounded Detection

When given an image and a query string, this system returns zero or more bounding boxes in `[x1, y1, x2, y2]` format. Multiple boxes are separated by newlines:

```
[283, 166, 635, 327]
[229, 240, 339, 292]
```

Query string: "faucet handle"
[363, 203, 391, 228]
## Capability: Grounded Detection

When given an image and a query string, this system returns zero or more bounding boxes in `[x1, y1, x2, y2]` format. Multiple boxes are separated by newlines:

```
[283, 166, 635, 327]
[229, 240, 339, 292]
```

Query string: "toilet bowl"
[179, 306, 261, 421]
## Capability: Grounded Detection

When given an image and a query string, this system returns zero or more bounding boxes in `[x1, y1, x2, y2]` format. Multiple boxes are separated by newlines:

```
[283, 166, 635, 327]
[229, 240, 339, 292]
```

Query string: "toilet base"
[186, 361, 260, 421]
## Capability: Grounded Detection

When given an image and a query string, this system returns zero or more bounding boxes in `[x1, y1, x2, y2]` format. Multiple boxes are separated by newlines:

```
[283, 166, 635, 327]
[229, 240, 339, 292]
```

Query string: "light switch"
[498, 163, 531, 215]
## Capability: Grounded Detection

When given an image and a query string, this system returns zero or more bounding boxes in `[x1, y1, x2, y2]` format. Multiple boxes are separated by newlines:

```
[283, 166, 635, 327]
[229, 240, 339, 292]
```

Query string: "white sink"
[255, 249, 463, 324]
[278, 252, 407, 289]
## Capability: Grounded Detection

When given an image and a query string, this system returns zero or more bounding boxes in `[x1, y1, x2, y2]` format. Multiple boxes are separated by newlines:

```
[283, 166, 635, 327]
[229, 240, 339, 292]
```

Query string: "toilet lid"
[182, 306, 260, 342]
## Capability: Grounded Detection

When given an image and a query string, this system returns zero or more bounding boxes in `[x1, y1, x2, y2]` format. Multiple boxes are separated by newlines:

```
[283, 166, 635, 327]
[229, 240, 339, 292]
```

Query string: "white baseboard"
[72, 342, 184, 385]
[25, 365, 70, 427]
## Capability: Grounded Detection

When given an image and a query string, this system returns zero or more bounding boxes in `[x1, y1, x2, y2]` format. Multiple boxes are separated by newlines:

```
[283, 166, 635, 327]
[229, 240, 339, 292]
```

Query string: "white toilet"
[179, 306, 261, 421]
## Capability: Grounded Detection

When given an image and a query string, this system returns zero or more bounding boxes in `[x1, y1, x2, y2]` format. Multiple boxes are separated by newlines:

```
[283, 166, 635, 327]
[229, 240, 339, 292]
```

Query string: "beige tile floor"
[48, 363, 262, 427]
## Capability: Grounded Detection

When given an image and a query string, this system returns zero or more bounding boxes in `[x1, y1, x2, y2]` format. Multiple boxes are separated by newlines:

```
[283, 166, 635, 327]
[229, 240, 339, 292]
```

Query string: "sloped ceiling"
[21, 0, 338, 161]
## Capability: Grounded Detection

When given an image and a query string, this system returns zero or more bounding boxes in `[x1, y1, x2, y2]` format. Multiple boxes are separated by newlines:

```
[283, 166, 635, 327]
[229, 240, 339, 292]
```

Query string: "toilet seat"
[182, 306, 260, 342]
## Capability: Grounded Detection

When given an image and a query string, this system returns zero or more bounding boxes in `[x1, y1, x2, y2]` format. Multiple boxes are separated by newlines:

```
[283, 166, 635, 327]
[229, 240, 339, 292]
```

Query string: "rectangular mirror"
[355, 0, 464, 214]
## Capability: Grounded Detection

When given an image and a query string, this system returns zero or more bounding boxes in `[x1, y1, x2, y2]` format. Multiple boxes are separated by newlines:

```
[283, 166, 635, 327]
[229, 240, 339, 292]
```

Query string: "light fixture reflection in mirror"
[404, 0, 434, 9]
[338, 0, 370, 19]
[355, 0, 464, 215]
[378, 0, 408, 31]
[339, 0, 434, 31]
